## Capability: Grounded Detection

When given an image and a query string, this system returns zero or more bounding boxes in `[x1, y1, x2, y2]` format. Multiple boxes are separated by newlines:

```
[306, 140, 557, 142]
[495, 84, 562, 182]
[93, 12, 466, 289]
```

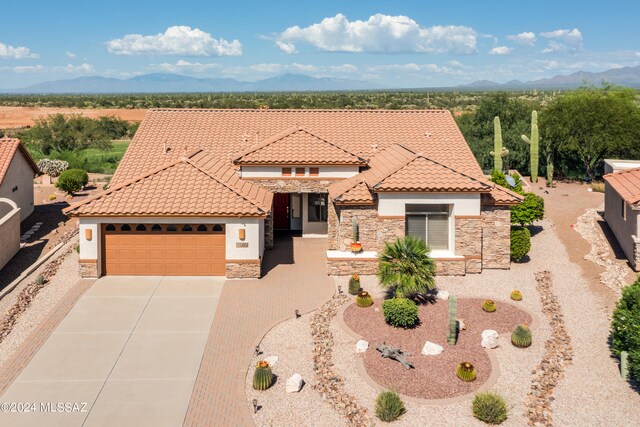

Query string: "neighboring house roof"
[0, 137, 39, 187]
[111, 109, 483, 186]
[604, 167, 640, 207]
[233, 126, 366, 166]
[64, 150, 272, 217]
[329, 144, 523, 206]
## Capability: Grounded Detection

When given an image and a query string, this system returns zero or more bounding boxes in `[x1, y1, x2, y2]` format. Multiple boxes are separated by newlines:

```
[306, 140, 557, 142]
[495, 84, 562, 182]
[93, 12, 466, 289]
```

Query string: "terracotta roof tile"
[0, 137, 39, 186]
[111, 109, 483, 186]
[64, 151, 272, 217]
[604, 168, 640, 206]
[233, 126, 365, 165]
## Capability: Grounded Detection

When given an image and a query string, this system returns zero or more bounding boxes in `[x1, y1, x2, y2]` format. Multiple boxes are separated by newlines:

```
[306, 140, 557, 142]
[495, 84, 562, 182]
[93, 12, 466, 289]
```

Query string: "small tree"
[56, 169, 89, 195]
[378, 236, 436, 298]
[511, 193, 544, 226]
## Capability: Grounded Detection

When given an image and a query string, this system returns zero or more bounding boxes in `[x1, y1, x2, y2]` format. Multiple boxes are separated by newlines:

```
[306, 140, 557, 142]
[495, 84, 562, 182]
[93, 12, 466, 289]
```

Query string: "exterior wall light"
[85, 228, 93, 241]
[239, 228, 246, 241]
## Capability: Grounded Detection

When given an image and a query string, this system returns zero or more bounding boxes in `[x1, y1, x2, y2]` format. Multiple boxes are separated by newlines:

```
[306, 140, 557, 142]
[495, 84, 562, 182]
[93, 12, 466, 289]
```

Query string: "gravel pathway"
[248, 217, 640, 426]
[0, 240, 79, 367]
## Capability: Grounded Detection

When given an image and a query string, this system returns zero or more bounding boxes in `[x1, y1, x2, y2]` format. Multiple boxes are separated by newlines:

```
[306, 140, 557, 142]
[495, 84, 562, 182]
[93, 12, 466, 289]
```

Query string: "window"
[197, 224, 208, 232]
[282, 167, 292, 176]
[166, 224, 177, 232]
[212, 224, 224, 233]
[295, 167, 306, 176]
[308, 193, 328, 222]
[136, 224, 147, 232]
[120, 224, 131, 232]
[182, 224, 193, 232]
[405, 204, 450, 251]
[151, 224, 162, 232]
[622, 198, 627, 220]
[105, 224, 116, 232]
[309, 167, 319, 176]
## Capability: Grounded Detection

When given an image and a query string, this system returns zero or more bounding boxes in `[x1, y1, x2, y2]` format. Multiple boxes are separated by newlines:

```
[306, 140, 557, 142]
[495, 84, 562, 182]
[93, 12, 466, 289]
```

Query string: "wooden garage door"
[103, 223, 226, 276]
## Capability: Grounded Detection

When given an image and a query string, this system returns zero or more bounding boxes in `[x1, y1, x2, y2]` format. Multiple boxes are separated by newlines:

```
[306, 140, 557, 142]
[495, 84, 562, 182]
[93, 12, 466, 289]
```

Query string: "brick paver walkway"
[184, 234, 335, 427]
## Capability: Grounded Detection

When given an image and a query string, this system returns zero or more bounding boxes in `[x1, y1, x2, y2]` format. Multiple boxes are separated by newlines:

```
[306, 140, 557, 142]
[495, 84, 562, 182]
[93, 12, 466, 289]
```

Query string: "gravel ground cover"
[343, 298, 531, 400]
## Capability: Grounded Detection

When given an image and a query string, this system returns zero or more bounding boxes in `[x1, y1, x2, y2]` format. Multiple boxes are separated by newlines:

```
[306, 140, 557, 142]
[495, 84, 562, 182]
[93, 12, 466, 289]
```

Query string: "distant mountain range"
[457, 65, 640, 89]
[0, 73, 384, 94]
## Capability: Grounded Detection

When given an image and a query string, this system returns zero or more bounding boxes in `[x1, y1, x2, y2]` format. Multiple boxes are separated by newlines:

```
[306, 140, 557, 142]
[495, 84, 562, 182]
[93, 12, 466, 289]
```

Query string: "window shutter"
[406, 215, 426, 241]
[427, 214, 449, 250]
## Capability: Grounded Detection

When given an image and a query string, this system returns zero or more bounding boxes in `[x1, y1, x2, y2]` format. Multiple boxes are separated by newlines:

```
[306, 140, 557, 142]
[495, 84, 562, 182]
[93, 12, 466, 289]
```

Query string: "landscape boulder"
[355, 340, 369, 353]
[286, 373, 304, 393]
[481, 330, 499, 349]
[264, 355, 279, 366]
[421, 341, 444, 356]
[436, 290, 450, 300]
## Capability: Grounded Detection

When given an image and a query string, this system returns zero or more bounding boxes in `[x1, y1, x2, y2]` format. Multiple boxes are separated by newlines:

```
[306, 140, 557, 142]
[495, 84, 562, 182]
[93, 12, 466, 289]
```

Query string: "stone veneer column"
[264, 212, 274, 250]
[226, 261, 261, 278]
[327, 198, 339, 250]
[632, 235, 640, 272]
[335, 206, 378, 252]
[481, 206, 511, 269]
[79, 259, 99, 278]
[455, 216, 483, 274]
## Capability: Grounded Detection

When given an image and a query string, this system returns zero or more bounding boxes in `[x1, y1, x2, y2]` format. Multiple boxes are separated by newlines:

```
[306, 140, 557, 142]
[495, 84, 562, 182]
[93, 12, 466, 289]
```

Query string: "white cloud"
[540, 28, 583, 53]
[506, 32, 536, 46]
[62, 63, 94, 73]
[328, 64, 358, 73]
[65, 51, 77, 59]
[152, 59, 221, 73]
[488, 46, 513, 55]
[7, 63, 93, 74]
[0, 42, 39, 59]
[106, 26, 242, 56]
[275, 13, 477, 54]
[367, 63, 466, 76]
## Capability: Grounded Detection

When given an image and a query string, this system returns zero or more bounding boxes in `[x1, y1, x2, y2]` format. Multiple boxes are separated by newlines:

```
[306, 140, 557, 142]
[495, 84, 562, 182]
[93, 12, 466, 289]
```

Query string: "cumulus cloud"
[152, 59, 221, 73]
[506, 32, 536, 46]
[106, 26, 242, 56]
[488, 46, 513, 55]
[65, 51, 77, 59]
[0, 42, 39, 59]
[540, 28, 583, 53]
[275, 13, 477, 54]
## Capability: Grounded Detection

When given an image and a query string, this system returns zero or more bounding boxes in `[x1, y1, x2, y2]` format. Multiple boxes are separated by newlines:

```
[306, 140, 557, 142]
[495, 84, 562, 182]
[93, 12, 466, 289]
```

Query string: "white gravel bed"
[0, 241, 80, 367]
[248, 217, 640, 426]
[245, 311, 345, 427]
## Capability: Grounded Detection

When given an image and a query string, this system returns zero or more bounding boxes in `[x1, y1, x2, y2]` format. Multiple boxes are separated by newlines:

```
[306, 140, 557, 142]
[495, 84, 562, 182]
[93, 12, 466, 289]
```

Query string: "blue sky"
[0, 0, 638, 88]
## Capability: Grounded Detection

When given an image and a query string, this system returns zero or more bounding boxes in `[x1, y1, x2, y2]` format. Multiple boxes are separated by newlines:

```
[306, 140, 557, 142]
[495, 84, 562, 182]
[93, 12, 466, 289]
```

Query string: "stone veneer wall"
[226, 261, 261, 279]
[332, 205, 378, 251]
[244, 178, 335, 193]
[632, 235, 640, 272]
[79, 259, 98, 278]
[264, 213, 273, 250]
[481, 206, 511, 269]
[326, 258, 378, 276]
[376, 217, 405, 252]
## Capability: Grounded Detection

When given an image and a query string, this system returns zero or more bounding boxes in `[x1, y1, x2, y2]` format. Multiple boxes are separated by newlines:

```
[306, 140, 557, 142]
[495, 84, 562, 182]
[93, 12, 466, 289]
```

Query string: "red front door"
[273, 193, 290, 229]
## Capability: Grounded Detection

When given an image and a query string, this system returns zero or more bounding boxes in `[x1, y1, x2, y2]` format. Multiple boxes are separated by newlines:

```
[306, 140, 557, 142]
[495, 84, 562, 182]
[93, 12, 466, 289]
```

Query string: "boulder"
[457, 318, 466, 331]
[355, 340, 369, 353]
[481, 330, 499, 349]
[421, 341, 444, 356]
[437, 290, 450, 300]
[286, 373, 304, 393]
[264, 355, 279, 366]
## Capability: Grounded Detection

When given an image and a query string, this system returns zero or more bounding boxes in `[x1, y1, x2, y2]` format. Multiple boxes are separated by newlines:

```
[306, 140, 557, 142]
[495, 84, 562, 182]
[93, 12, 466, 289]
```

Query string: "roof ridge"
[186, 157, 268, 213]
[149, 108, 450, 113]
[604, 167, 640, 178]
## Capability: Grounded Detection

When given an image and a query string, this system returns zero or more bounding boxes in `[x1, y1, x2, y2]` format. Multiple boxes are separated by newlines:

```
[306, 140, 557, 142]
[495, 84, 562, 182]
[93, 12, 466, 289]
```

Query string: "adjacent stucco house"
[0, 137, 39, 270]
[65, 109, 522, 279]
[604, 167, 640, 271]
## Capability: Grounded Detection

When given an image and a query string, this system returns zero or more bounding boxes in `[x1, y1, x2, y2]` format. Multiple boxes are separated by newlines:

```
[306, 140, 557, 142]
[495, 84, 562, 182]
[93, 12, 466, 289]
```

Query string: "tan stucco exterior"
[0, 198, 20, 271]
[0, 151, 35, 222]
[604, 181, 640, 271]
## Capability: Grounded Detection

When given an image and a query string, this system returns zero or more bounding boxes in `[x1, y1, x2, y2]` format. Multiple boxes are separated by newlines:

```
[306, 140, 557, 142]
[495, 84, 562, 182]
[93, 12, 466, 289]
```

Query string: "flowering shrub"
[37, 158, 69, 177]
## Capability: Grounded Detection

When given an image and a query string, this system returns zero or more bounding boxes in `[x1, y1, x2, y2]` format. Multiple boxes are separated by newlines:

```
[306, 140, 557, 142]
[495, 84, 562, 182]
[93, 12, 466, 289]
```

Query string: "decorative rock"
[355, 339, 369, 353]
[457, 318, 466, 331]
[264, 356, 279, 366]
[421, 341, 444, 356]
[286, 373, 304, 393]
[436, 290, 450, 300]
[481, 329, 499, 349]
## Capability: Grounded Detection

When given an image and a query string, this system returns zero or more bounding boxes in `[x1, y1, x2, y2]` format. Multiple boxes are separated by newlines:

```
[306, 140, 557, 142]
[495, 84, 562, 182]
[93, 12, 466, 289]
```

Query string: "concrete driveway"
[0, 276, 224, 427]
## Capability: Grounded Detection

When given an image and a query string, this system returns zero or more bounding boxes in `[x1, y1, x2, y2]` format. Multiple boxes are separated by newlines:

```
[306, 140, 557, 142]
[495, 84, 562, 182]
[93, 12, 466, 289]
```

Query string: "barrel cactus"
[482, 299, 497, 313]
[456, 362, 477, 382]
[511, 324, 532, 348]
[356, 290, 373, 308]
[253, 360, 273, 390]
[510, 290, 523, 301]
[348, 274, 361, 295]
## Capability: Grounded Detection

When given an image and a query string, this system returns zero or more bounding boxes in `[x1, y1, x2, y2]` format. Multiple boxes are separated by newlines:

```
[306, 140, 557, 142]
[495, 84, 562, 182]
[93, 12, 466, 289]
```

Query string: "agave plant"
[378, 236, 436, 299]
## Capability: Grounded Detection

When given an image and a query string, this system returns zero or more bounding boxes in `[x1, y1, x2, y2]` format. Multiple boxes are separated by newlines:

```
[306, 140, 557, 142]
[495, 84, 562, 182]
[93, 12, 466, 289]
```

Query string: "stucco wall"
[0, 198, 20, 271]
[0, 151, 35, 222]
[240, 165, 359, 179]
[377, 193, 481, 217]
[604, 182, 640, 269]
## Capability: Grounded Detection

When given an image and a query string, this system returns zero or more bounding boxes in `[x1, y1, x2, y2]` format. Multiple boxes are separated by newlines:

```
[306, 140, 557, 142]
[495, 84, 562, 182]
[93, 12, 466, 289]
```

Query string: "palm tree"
[378, 236, 436, 298]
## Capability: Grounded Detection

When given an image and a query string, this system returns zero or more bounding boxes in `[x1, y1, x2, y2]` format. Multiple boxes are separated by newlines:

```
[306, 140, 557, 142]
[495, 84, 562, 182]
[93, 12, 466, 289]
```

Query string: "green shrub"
[472, 392, 508, 424]
[55, 169, 89, 194]
[611, 277, 640, 380]
[375, 390, 405, 422]
[382, 298, 419, 328]
[511, 192, 544, 226]
[35, 274, 46, 286]
[490, 170, 523, 194]
[510, 226, 531, 262]
[348, 275, 361, 295]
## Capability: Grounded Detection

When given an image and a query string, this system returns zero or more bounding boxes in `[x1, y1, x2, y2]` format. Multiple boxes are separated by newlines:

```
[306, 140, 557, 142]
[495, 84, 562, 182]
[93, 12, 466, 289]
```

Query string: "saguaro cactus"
[521, 110, 540, 183]
[490, 116, 509, 172]
[546, 151, 554, 185]
[448, 295, 457, 345]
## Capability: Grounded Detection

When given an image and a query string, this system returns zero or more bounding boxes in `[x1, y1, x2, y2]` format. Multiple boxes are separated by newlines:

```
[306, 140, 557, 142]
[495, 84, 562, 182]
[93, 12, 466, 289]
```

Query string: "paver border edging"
[335, 297, 540, 405]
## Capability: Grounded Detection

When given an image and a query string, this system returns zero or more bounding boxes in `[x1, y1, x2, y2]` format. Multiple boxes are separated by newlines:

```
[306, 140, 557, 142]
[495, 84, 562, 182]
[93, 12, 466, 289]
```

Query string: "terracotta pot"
[350, 242, 362, 253]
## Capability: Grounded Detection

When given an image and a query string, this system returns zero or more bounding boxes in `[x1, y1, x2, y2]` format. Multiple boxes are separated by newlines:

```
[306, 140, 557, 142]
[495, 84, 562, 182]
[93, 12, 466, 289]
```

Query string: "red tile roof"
[604, 168, 640, 206]
[0, 137, 39, 186]
[233, 126, 366, 165]
[64, 150, 272, 217]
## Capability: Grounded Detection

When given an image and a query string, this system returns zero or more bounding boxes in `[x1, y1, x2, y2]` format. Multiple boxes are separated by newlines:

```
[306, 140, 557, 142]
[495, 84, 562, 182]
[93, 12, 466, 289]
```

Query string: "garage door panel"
[103, 225, 226, 276]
